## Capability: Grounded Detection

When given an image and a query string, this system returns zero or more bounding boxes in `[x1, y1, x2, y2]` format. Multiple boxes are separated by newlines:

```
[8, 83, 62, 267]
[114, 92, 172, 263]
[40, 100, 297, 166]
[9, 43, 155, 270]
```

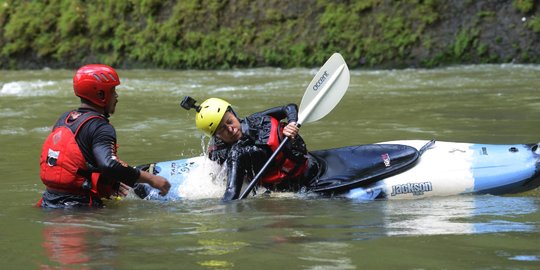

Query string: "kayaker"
[38, 64, 171, 208]
[181, 96, 318, 201]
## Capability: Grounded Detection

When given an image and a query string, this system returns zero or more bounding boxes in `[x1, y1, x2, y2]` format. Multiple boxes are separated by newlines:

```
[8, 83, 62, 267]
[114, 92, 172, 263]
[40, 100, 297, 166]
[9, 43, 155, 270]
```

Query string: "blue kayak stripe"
[470, 144, 536, 192]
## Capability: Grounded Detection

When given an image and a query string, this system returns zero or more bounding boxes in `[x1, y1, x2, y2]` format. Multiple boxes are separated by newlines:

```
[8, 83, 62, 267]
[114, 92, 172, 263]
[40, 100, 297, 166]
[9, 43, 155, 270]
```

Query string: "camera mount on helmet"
[180, 96, 201, 112]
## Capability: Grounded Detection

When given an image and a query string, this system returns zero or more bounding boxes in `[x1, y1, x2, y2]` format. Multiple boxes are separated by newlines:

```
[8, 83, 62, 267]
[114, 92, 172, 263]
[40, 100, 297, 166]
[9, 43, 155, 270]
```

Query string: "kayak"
[345, 140, 540, 200]
[133, 140, 540, 201]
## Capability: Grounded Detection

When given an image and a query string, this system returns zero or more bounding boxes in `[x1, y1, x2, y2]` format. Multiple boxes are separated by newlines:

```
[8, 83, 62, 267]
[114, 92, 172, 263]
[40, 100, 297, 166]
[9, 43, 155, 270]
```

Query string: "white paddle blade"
[298, 53, 350, 125]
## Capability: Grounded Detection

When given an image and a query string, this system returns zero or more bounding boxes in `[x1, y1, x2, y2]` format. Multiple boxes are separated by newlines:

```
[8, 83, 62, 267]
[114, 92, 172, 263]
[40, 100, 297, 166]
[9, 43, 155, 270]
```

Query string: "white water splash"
[177, 157, 227, 199]
[0, 80, 58, 96]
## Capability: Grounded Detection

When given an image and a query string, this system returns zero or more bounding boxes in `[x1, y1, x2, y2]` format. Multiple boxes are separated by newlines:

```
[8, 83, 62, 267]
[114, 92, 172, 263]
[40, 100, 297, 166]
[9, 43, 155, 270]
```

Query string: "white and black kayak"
[133, 140, 540, 201]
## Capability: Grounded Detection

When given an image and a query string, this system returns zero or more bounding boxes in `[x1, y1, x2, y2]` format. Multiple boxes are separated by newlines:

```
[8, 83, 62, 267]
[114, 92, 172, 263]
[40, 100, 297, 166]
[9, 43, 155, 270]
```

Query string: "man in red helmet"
[38, 64, 170, 208]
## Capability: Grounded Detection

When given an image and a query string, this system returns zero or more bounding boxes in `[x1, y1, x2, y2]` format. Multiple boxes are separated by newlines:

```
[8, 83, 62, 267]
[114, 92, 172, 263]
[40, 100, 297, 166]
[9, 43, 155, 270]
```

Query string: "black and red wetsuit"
[38, 108, 141, 208]
[208, 104, 317, 201]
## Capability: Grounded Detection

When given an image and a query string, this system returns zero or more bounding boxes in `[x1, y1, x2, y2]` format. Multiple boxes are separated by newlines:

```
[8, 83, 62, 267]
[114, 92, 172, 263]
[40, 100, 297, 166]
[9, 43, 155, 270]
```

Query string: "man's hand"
[116, 182, 131, 197]
[151, 175, 171, 196]
[138, 171, 171, 196]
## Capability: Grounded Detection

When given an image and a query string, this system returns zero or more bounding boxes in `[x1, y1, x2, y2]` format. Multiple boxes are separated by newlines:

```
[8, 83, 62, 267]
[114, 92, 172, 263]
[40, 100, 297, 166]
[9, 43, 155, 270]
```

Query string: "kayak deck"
[133, 140, 540, 201]
[346, 141, 540, 200]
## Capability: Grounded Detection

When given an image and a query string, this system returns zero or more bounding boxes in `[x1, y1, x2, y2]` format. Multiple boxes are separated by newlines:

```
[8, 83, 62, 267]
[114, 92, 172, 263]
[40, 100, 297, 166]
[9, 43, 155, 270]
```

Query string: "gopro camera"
[180, 96, 201, 112]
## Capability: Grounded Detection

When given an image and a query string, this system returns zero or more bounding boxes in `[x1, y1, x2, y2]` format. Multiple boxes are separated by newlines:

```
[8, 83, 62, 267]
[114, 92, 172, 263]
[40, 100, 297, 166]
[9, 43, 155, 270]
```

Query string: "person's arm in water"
[222, 143, 269, 201]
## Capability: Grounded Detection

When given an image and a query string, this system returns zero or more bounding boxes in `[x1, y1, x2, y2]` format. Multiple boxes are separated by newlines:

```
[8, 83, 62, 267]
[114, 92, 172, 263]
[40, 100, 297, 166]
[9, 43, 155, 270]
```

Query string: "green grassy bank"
[0, 0, 538, 69]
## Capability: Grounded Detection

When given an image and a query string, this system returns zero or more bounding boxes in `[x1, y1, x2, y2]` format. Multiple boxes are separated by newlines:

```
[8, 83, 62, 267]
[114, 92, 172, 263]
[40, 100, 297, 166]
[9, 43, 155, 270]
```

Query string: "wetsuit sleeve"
[223, 142, 270, 201]
[207, 138, 230, 164]
[256, 104, 298, 123]
[87, 120, 141, 186]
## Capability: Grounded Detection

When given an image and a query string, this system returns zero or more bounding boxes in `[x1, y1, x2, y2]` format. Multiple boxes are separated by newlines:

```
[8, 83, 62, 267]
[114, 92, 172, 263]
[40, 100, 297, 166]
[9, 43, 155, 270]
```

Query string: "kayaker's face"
[106, 88, 118, 114]
[105, 87, 118, 115]
[215, 111, 242, 144]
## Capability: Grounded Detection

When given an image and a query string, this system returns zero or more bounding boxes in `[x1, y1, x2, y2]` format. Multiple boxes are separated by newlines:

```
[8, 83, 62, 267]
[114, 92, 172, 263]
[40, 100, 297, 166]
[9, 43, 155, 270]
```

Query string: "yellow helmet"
[195, 98, 231, 136]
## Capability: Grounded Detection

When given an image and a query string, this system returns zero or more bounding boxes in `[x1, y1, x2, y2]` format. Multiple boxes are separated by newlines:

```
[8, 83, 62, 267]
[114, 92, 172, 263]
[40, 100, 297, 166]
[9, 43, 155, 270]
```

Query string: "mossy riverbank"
[0, 0, 538, 69]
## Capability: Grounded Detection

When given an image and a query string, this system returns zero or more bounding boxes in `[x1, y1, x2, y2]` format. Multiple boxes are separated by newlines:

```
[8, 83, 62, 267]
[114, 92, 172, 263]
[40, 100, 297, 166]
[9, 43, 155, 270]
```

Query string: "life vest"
[40, 110, 111, 197]
[260, 117, 307, 184]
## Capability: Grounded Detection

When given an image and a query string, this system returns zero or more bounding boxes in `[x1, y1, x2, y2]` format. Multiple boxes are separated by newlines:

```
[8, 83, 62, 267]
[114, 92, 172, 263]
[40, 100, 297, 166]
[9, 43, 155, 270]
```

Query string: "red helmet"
[73, 64, 120, 107]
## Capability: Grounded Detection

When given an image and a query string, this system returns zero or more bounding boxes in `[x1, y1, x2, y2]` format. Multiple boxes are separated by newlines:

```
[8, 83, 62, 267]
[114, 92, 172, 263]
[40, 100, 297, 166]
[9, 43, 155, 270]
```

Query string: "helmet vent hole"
[100, 74, 108, 81]
[108, 73, 117, 82]
[93, 74, 102, 82]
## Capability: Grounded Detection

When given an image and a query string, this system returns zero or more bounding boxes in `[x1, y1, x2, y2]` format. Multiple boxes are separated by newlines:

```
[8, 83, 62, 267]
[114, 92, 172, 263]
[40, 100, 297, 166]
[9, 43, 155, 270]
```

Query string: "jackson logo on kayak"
[390, 181, 433, 196]
[312, 71, 329, 91]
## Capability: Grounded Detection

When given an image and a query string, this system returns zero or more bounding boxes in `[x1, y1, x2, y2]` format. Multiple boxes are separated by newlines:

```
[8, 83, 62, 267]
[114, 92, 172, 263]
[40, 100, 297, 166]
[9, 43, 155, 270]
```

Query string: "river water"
[1, 65, 540, 269]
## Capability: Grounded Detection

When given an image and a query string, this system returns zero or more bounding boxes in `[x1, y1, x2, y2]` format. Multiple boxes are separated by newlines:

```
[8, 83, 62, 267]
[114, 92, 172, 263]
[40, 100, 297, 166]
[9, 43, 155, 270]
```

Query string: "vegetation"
[0, 0, 538, 69]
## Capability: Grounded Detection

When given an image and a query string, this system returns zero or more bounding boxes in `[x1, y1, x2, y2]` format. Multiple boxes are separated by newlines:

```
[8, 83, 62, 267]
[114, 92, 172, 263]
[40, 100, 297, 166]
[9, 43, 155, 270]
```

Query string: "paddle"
[238, 52, 350, 199]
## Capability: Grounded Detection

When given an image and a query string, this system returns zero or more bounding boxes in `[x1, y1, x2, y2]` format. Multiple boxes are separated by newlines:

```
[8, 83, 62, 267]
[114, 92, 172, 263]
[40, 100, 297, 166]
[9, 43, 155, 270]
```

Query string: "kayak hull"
[134, 140, 540, 201]
[346, 140, 540, 200]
